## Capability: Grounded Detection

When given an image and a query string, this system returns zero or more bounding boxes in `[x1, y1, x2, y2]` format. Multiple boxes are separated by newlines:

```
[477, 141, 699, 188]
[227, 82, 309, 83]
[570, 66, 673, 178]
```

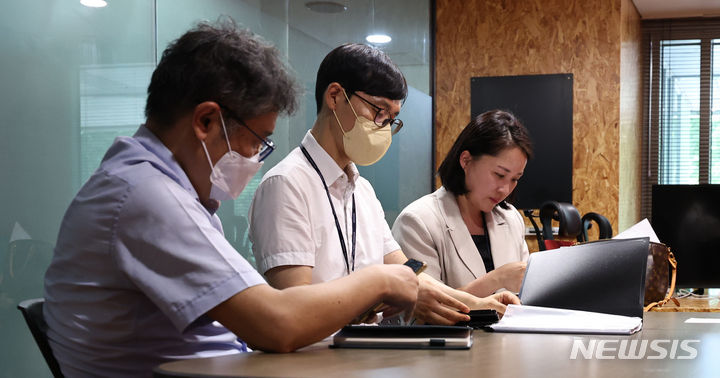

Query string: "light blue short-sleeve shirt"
[43, 125, 266, 377]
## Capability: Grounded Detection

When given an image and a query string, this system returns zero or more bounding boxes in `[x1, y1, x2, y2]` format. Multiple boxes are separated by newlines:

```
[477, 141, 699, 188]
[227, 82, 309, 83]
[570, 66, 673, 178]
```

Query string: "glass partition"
[157, 0, 431, 265]
[0, 3, 155, 376]
[0, 1, 430, 375]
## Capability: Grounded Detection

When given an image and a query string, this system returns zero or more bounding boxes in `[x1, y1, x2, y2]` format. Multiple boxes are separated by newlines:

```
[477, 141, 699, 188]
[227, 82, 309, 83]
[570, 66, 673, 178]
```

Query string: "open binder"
[331, 325, 473, 350]
[518, 237, 649, 318]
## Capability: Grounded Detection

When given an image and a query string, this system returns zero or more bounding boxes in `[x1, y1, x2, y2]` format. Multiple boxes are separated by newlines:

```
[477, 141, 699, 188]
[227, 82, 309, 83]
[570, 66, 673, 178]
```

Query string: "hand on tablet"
[471, 291, 521, 316]
[354, 260, 426, 323]
[353, 264, 419, 323]
[413, 279, 471, 325]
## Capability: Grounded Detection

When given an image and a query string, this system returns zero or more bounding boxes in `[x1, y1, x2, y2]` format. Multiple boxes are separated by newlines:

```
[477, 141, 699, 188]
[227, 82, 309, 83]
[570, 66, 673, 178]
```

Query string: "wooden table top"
[154, 312, 720, 378]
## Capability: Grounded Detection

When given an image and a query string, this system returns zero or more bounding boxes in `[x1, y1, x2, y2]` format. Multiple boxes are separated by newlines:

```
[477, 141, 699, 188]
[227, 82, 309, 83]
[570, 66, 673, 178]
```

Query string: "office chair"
[576, 212, 613, 242]
[17, 298, 64, 378]
[539, 201, 582, 241]
[525, 201, 581, 251]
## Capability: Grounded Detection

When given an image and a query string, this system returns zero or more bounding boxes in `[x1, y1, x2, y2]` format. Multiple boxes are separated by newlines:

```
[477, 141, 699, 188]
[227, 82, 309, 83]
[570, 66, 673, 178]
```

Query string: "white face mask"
[201, 113, 263, 201]
[332, 90, 392, 166]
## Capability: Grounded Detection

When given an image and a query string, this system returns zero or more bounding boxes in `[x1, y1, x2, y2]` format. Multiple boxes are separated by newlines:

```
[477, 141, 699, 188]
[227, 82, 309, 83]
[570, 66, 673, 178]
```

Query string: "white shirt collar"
[300, 130, 359, 187]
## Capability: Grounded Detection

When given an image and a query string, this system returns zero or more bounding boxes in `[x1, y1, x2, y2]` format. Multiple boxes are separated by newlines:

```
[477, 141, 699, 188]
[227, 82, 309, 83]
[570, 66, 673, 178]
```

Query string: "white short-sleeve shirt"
[43, 125, 266, 377]
[249, 130, 399, 283]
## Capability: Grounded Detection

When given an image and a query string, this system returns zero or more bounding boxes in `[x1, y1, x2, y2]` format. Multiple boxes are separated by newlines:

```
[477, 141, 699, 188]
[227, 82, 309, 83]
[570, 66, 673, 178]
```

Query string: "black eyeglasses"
[351, 93, 404, 135]
[238, 119, 275, 162]
[219, 105, 275, 162]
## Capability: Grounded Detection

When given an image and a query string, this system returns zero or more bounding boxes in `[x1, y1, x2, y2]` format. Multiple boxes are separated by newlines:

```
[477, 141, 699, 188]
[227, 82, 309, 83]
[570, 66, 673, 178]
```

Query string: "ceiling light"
[81, 0, 107, 7]
[305, 1, 347, 14]
[366, 34, 391, 44]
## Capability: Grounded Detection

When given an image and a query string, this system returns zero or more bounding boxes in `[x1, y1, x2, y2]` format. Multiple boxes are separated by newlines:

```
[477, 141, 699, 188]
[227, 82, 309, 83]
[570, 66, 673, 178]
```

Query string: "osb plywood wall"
[618, 0, 643, 233]
[435, 0, 641, 248]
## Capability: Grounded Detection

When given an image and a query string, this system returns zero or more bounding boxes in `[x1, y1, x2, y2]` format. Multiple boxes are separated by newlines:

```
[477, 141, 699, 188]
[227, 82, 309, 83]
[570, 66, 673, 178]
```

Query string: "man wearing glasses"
[249, 43, 518, 325]
[43, 22, 420, 377]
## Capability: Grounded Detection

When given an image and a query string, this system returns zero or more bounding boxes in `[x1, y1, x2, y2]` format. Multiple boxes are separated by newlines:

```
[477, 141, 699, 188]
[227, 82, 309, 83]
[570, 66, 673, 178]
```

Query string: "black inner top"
[471, 212, 493, 272]
[471, 234, 494, 272]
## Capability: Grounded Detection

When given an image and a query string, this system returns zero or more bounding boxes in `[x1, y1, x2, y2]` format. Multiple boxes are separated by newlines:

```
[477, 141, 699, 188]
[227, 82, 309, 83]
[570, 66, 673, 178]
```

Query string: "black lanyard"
[300, 145, 356, 273]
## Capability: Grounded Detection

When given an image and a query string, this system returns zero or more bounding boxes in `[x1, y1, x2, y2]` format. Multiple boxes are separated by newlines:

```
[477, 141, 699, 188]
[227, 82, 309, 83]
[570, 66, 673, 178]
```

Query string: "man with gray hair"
[44, 20, 418, 377]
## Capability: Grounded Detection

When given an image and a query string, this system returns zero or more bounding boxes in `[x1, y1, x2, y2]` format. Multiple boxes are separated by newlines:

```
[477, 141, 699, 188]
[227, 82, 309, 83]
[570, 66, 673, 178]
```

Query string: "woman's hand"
[491, 261, 527, 293]
[469, 291, 521, 316]
[412, 278, 471, 325]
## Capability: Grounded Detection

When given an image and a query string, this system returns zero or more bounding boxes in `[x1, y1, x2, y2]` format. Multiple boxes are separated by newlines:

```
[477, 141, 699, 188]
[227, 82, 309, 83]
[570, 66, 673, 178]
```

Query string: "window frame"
[641, 18, 720, 219]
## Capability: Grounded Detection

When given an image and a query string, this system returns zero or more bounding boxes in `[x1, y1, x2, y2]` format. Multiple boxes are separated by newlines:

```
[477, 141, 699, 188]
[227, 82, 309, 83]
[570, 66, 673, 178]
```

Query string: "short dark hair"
[145, 18, 300, 130]
[315, 43, 408, 113]
[438, 110, 533, 197]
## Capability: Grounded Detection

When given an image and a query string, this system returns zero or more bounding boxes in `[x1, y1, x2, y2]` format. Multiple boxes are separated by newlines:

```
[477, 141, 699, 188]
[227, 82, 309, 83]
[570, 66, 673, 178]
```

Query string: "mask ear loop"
[201, 111, 233, 169]
[331, 109, 348, 137]
[341, 89, 360, 118]
[332, 89, 359, 137]
[201, 140, 214, 170]
[218, 112, 233, 153]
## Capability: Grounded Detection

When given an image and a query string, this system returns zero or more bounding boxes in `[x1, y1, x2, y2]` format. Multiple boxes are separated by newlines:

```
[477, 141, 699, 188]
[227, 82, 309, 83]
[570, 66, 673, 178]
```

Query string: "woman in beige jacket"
[393, 110, 533, 297]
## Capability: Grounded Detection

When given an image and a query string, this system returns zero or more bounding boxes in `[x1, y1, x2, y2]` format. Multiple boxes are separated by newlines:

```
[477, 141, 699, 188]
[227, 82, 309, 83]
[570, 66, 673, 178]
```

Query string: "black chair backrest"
[577, 212, 613, 242]
[539, 201, 582, 241]
[523, 209, 547, 250]
[17, 298, 64, 378]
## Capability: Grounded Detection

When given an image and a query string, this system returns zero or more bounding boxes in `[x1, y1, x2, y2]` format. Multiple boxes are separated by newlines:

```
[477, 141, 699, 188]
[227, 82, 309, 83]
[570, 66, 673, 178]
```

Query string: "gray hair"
[145, 17, 300, 130]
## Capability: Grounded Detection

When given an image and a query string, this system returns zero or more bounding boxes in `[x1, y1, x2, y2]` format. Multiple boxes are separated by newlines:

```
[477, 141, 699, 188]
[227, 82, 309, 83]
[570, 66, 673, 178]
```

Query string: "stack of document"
[489, 305, 642, 335]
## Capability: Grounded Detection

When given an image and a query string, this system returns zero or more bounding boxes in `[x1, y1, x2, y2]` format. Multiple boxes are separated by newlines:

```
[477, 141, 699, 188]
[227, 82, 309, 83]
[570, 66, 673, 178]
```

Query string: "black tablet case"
[519, 237, 649, 318]
[455, 309, 499, 329]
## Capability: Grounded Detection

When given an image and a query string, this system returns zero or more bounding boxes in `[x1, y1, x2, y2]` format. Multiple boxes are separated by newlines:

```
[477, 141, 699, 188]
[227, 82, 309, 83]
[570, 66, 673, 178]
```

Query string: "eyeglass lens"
[353, 93, 403, 134]
[258, 139, 274, 162]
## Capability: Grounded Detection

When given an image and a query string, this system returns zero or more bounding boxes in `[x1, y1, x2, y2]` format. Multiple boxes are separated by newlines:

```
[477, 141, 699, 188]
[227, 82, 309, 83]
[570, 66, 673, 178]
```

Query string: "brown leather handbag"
[643, 242, 679, 311]
[546, 238, 679, 311]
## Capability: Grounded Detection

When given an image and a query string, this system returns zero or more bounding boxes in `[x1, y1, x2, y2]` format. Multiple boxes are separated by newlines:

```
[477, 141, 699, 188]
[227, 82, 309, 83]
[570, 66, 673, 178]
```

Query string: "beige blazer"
[392, 187, 529, 289]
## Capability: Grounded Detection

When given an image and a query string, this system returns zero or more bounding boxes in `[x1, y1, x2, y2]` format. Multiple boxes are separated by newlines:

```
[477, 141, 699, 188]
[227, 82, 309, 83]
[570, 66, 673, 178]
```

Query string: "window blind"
[641, 18, 720, 219]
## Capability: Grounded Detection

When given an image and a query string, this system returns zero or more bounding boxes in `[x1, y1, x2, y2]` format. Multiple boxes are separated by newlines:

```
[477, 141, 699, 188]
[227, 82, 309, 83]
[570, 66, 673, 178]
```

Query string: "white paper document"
[613, 218, 660, 243]
[685, 318, 720, 324]
[489, 305, 643, 335]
